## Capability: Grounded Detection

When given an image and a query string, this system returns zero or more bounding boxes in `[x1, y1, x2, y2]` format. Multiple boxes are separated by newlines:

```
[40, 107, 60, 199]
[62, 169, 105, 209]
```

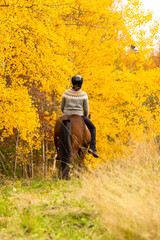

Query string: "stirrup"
[88, 148, 99, 158]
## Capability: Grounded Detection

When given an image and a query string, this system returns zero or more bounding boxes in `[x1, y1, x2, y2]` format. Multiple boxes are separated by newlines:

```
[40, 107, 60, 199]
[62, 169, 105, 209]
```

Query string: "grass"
[0, 141, 160, 239]
[0, 177, 105, 240]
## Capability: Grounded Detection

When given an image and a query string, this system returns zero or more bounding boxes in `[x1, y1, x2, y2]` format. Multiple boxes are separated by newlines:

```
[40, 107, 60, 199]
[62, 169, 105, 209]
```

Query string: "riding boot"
[82, 116, 99, 158]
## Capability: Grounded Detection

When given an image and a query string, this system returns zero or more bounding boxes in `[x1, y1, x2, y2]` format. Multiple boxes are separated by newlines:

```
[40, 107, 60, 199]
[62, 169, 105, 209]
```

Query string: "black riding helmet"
[72, 75, 83, 88]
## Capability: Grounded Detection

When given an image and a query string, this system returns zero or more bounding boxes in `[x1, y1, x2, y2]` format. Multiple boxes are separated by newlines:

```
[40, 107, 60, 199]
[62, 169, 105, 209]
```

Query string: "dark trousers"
[82, 116, 96, 151]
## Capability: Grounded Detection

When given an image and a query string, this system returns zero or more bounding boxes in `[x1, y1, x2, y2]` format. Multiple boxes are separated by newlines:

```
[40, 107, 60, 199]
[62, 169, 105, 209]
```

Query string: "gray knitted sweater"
[61, 88, 89, 116]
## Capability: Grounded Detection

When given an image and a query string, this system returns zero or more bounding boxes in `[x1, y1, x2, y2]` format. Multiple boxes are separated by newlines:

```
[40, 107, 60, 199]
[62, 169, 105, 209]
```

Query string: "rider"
[61, 75, 99, 158]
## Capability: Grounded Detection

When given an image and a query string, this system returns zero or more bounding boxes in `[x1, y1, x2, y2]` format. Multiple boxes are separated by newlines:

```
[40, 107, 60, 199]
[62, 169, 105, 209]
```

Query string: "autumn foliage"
[0, 0, 160, 177]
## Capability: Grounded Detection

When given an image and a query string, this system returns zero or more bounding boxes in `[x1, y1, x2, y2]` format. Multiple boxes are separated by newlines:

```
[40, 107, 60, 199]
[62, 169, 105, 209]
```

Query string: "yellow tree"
[56, 0, 159, 161]
[0, 0, 74, 176]
[0, 0, 160, 174]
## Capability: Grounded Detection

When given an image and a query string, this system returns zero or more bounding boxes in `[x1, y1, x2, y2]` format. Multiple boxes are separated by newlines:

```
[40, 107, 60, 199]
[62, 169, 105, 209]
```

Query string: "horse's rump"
[54, 115, 91, 179]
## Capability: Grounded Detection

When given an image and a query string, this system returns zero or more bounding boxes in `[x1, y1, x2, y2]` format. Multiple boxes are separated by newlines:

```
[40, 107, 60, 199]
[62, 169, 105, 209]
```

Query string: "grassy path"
[0, 177, 107, 240]
[0, 143, 160, 240]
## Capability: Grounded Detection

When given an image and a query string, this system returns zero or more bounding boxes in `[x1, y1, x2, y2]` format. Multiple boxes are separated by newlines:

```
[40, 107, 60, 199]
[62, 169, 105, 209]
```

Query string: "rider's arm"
[61, 96, 65, 112]
[83, 97, 89, 117]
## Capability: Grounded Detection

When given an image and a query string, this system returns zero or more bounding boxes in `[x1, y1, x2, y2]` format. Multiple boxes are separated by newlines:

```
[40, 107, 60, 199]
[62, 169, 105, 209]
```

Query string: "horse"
[54, 114, 91, 179]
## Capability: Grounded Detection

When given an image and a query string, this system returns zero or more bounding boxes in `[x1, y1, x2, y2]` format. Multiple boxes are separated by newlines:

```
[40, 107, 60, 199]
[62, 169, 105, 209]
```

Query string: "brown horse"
[54, 115, 91, 179]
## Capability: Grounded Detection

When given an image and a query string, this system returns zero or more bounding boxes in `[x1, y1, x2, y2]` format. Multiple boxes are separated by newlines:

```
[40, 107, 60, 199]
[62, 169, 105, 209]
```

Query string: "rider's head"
[72, 75, 83, 90]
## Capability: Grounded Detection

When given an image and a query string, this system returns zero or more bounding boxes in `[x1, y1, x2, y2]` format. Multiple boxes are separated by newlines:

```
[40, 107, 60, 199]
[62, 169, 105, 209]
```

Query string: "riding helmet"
[71, 75, 83, 87]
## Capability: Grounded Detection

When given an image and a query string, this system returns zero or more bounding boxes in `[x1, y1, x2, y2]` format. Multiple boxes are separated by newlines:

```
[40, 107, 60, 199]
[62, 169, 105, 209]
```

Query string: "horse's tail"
[60, 119, 72, 178]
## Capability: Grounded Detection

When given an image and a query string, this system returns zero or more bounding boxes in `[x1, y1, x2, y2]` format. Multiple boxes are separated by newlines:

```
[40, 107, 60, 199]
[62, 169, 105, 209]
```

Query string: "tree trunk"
[45, 140, 48, 175]
[31, 148, 33, 178]
[42, 137, 45, 177]
[14, 130, 19, 179]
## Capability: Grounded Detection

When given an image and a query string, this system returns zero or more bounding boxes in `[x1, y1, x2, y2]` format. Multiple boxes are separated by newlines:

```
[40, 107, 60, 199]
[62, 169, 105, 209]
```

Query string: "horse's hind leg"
[62, 150, 77, 179]
[62, 163, 70, 180]
[58, 165, 62, 179]
[55, 159, 62, 179]
[72, 148, 87, 177]
[79, 147, 87, 163]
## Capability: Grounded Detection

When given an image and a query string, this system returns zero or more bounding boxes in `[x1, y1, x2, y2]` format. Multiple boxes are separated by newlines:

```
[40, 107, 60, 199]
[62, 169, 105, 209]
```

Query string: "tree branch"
[0, 5, 9, 7]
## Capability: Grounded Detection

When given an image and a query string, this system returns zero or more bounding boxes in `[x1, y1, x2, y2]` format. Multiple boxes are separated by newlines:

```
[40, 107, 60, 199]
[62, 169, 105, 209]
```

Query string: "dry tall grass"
[80, 141, 160, 240]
